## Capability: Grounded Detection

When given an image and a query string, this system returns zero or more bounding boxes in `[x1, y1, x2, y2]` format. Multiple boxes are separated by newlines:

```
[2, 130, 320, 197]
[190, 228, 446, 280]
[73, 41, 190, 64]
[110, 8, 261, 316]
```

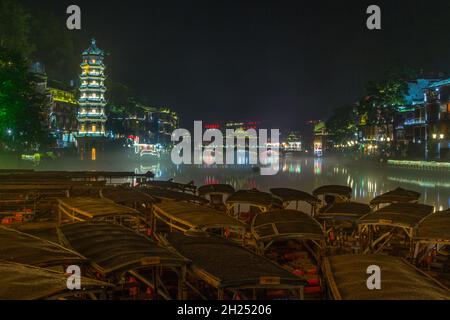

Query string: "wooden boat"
[312, 185, 352, 213]
[250, 210, 325, 298]
[162, 232, 307, 300]
[57, 221, 187, 300]
[57, 197, 147, 233]
[370, 187, 421, 209]
[322, 254, 450, 300]
[315, 202, 371, 254]
[141, 187, 208, 205]
[151, 200, 246, 239]
[0, 261, 112, 300]
[414, 209, 450, 278]
[225, 189, 283, 224]
[270, 188, 321, 214]
[197, 184, 235, 211]
[0, 226, 86, 268]
[140, 179, 197, 194]
[357, 203, 434, 257]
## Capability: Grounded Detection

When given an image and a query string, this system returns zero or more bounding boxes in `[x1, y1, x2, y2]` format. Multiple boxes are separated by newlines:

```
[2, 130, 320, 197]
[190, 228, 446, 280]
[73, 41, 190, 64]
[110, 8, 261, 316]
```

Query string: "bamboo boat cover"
[416, 209, 450, 242]
[141, 187, 208, 204]
[143, 180, 196, 193]
[58, 221, 185, 274]
[226, 189, 282, 207]
[0, 261, 111, 300]
[317, 202, 371, 220]
[270, 188, 320, 205]
[358, 203, 434, 228]
[153, 200, 246, 231]
[251, 210, 324, 242]
[166, 233, 306, 288]
[198, 184, 235, 196]
[324, 254, 450, 300]
[370, 187, 421, 206]
[0, 226, 86, 267]
[101, 187, 159, 204]
[58, 197, 141, 219]
[312, 185, 352, 197]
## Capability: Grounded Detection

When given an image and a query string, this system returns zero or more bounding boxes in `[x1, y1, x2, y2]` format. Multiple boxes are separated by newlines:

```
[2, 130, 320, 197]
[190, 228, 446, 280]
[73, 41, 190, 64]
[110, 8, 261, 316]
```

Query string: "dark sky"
[22, 0, 450, 130]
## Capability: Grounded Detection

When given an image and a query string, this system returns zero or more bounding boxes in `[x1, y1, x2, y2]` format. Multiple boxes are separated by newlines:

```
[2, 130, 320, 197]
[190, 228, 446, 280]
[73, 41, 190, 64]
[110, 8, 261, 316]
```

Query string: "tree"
[326, 105, 358, 145]
[0, 47, 50, 151]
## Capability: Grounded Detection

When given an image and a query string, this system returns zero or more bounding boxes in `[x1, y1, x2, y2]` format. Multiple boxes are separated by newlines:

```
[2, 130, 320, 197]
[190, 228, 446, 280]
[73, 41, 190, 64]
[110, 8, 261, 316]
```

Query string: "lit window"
[92, 125, 96, 132]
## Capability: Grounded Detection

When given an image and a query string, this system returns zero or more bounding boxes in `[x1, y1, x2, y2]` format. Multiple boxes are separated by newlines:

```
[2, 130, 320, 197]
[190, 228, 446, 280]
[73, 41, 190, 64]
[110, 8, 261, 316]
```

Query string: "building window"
[92, 125, 96, 133]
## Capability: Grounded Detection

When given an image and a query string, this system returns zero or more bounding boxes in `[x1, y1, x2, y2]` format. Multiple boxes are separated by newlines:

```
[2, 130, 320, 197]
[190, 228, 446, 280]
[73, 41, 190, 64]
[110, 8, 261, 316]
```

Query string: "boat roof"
[143, 180, 196, 193]
[226, 189, 283, 207]
[416, 209, 450, 242]
[100, 187, 159, 205]
[251, 209, 324, 242]
[57, 197, 141, 219]
[165, 233, 307, 289]
[270, 188, 320, 205]
[370, 187, 421, 206]
[0, 226, 86, 267]
[358, 203, 434, 228]
[57, 221, 186, 274]
[312, 185, 352, 197]
[323, 254, 450, 300]
[198, 184, 235, 196]
[153, 200, 245, 231]
[316, 202, 371, 220]
[141, 187, 208, 204]
[0, 261, 112, 300]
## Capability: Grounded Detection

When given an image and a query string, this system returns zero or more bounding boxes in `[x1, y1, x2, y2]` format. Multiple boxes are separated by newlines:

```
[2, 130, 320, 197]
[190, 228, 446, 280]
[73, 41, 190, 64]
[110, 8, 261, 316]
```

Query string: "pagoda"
[77, 39, 107, 139]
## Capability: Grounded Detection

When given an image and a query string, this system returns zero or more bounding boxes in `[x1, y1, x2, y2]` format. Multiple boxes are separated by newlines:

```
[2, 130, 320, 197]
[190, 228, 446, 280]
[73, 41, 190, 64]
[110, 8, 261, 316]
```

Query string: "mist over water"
[2, 152, 450, 210]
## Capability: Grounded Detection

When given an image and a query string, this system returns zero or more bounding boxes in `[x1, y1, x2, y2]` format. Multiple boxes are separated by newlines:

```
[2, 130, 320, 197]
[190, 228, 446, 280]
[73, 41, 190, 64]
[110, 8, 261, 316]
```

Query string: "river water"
[2, 152, 450, 211]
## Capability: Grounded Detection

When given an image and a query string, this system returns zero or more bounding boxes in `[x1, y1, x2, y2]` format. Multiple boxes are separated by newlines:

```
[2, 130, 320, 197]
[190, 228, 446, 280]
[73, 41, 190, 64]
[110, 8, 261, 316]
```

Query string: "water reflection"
[2, 151, 450, 209]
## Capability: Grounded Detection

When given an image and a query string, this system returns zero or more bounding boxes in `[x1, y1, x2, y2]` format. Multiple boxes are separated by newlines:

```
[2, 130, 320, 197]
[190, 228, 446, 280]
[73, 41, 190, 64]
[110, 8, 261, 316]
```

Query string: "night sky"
[22, 0, 450, 131]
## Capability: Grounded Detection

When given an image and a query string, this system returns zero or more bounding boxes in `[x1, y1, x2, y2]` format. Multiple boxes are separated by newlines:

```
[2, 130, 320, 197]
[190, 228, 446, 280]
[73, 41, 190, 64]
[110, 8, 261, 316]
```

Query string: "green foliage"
[0, 47, 50, 151]
[325, 105, 357, 144]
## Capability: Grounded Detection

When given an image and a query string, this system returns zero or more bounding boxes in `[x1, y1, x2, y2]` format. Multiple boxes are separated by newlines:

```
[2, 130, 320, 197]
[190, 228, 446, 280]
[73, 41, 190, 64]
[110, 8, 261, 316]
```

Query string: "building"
[282, 131, 302, 152]
[313, 121, 327, 157]
[48, 84, 78, 147]
[394, 78, 440, 159]
[76, 39, 107, 147]
[424, 78, 450, 160]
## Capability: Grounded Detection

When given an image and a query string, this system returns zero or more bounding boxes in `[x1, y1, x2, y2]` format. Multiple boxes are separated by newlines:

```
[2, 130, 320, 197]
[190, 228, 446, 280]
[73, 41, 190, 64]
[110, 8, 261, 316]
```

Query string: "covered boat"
[357, 203, 434, 256]
[141, 179, 197, 194]
[225, 189, 283, 223]
[270, 188, 320, 214]
[370, 187, 421, 209]
[152, 200, 246, 237]
[197, 184, 235, 211]
[0, 261, 112, 300]
[323, 254, 450, 300]
[414, 209, 450, 272]
[141, 187, 208, 205]
[312, 185, 352, 203]
[163, 232, 307, 300]
[251, 210, 325, 297]
[0, 226, 86, 268]
[57, 221, 187, 300]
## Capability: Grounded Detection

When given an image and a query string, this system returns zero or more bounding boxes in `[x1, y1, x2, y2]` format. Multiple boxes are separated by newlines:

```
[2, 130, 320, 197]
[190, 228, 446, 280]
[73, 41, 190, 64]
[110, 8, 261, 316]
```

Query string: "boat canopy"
[152, 200, 245, 232]
[141, 187, 208, 204]
[415, 209, 450, 244]
[370, 187, 421, 206]
[165, 232, 307, 290]
[270, 188, 320, 205]
[57, 221, 186, 275]
[100, 186, 159, 206]
[357, 203, 434, 228]
[198, 184, 235, 196]
[323, 254, 450, 300]
[0, 261, 112, 300]
[316, 202, 371, 221]
[142, 179, 196, 193]
[226, 189, 283, 208]
[0, 226, 86, 267]
[312, 185, 352, 197]
[251, 209, 324, 242]
[57, 197, 142, 221]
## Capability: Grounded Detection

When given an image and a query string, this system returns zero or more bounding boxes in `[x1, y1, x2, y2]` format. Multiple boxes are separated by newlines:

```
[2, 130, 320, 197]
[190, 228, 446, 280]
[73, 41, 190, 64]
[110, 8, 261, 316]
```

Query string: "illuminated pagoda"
[77, 39, 107, 140]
